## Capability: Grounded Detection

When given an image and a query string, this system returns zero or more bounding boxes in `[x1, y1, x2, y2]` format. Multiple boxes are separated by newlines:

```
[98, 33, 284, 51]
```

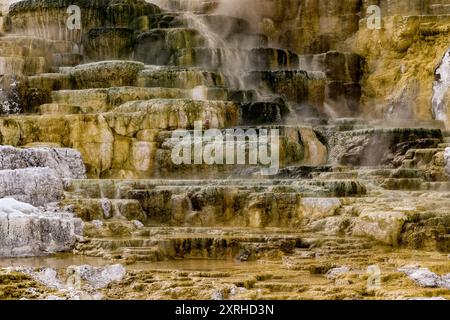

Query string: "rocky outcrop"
[399, 265, 450, 289]
[213, 0, 361, 54]
[445, 147, 450, 177]
[213, 0, 450, 124]
[353, 210, 408, 246]
[353, 12, 450, 123]
[7, 0, 161, 41]
[0, 145, 86, 205]
[0, 198, 82, 257]
[62, 61, 145, 89]
[321, 127, 442, 166]
[0, 146, 86, 206]
[2, 0, 450, 301]
[0, 145, 86, 178]
[0, 168, 63, 206]
[67, 264, 125, 289]
[5, 263, 125, 299]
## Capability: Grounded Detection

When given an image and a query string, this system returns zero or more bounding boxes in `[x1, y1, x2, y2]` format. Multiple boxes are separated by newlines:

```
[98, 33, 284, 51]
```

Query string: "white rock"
[297, 251, 316, 259]
[0, 198, 83, 257]
[133, 220, 144, 229]
[0, 167, 64, 206]
[212, 289, 224, 300]
[230, 286, 247, 296]
[326, 266, 350, 280]
[45, 295, 66, 300]
[100, 198, 112, 219]
[34, 268, 63, 289]
[67, 264, 126, 289]
[0, 197, 38, 215]
[307, 216, 352, 235]
[441, 273, 450, 288]
[399, 266, 450, 289]
[445, 147, 450, 177]
[0, 145, 86, 179]
[92, 220, 104, 229]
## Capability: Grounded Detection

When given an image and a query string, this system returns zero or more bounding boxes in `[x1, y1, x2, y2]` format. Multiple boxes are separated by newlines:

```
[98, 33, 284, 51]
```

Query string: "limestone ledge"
[0, 167, 63, 206]
[0, 198, 82, 257]
[0, 144, 86, 178]
[0, 99, 329, 178]
[7, 0, 161, 41]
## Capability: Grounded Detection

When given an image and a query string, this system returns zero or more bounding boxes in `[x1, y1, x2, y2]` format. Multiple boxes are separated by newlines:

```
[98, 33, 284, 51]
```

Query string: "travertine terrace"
[0, 0, 449, 300]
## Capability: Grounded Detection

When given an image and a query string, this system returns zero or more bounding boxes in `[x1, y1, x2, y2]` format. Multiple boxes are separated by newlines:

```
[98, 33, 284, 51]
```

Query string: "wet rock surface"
[1, 0, 450, 300]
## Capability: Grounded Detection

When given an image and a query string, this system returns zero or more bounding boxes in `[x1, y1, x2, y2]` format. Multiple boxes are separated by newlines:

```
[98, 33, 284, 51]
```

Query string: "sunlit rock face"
[0, 198, 82, 257]
[353, 210, 408, 246]
[212, 0, 450, 125]
[0, 102, 328, 178]
[353, 5, 450, 125]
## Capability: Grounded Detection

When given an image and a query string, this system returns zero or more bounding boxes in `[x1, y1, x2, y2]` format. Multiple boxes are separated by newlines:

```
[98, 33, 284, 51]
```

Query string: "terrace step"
[76, 227, 308, 261]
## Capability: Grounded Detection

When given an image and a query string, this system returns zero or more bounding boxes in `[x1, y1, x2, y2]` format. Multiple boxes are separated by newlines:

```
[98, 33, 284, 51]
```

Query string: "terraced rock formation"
[0, 0, 449, 300]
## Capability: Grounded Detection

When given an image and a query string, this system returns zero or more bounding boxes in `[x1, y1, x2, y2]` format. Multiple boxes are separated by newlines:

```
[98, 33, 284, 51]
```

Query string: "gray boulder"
[399, 265, 450, 289]
[0, 167, 63, 206]
[0, 145, 86, 179]
[0, 198, 83, 257]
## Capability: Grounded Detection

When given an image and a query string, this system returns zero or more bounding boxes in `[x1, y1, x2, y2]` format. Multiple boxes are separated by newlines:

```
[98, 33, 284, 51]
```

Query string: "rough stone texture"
[0, 36, 73, 77]
[322, 128, 443, 166]
[399, 266, 450, 289]
[211, 0, 450, 125]
[62, 61, 145, 89]
[353, 210, 408, 246]
[5, 264, 124, 299]
[0, 198, 82, 257]
[0, 145, 86, 179]
[82, 28, 135, 61]
[300, 198, 342, 220]
[0, 167, 63, 206]
[2, 0, 450, 301]
[0, 101, 328, 179]
[67, 264, 126, 289]
[214, 0, 361, 54]
[353, 14, 450, 124]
